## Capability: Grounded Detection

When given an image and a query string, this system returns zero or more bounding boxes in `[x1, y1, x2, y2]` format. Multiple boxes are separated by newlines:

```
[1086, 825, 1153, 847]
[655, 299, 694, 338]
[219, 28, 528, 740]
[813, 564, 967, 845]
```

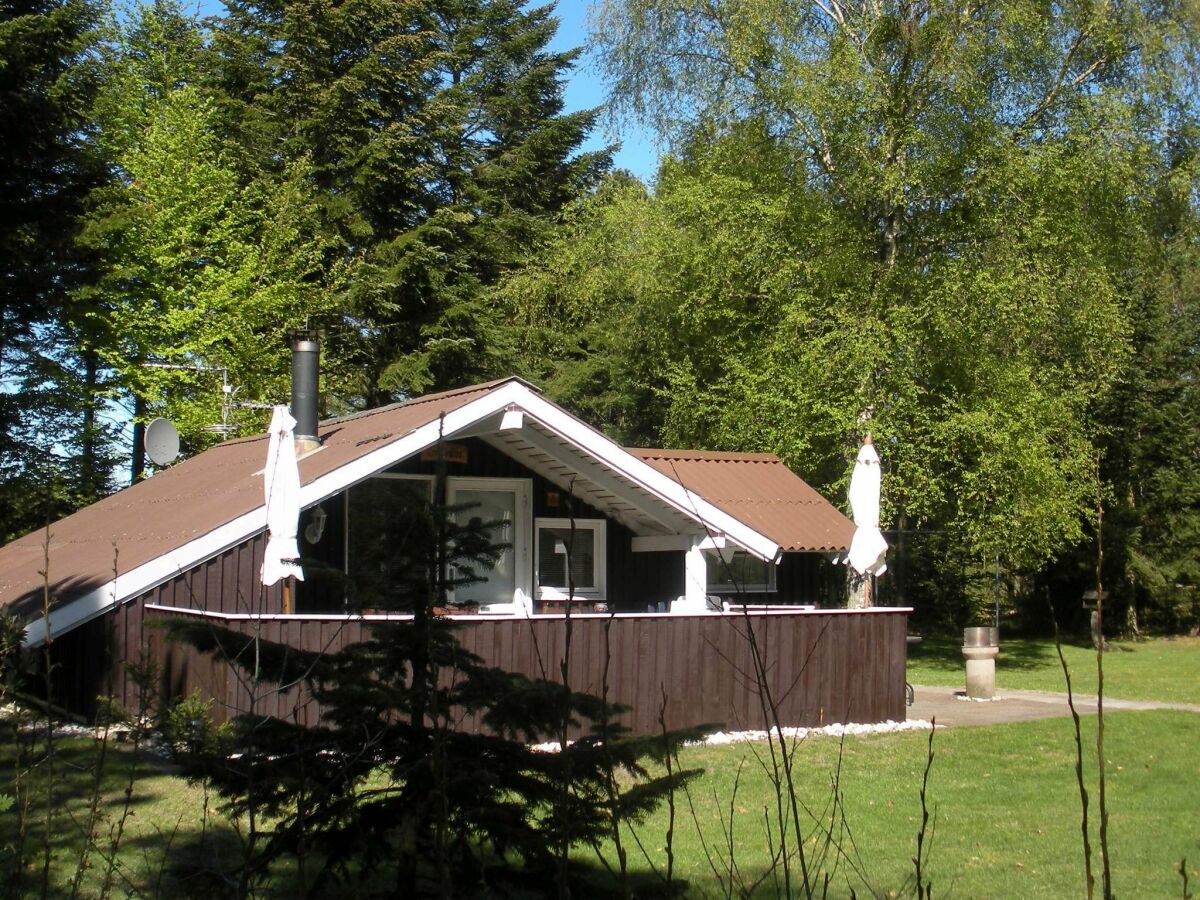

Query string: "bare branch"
[1020, 26, 1106, 132]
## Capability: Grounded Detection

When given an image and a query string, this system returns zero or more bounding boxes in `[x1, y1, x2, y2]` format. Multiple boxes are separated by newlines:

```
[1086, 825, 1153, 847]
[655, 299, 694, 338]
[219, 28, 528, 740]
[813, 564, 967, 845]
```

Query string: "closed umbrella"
[261, 405, 305, 593]
[847, 436, 888, 598]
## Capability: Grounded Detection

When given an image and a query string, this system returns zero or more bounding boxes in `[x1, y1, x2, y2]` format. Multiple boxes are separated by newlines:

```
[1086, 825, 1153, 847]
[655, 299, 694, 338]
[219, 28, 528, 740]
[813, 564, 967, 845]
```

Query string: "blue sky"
[545, 1, 658, 182]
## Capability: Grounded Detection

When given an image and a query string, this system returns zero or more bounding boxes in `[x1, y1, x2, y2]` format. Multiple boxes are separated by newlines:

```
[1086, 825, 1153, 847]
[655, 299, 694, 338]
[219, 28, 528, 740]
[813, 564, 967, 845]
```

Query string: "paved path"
[908, 685, 1200, 728]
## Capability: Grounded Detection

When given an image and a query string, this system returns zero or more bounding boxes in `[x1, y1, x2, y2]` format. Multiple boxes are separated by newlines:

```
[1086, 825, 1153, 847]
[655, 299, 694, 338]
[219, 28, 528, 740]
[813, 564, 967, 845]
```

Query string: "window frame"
[704, 548, 778, 594]
[534, 517, 607, 602]
[446, 476, 533, 609]
[343, 473, 435, 577]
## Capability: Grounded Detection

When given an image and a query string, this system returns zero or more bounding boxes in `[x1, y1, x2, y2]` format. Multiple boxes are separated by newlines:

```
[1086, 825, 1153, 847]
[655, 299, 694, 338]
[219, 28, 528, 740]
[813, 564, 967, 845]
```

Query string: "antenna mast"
[142, 362, 274, 439]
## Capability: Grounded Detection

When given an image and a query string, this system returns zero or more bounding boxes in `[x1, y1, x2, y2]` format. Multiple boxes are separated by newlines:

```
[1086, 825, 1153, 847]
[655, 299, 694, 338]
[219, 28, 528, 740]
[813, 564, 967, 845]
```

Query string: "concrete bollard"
[962, 626, 1000, 699]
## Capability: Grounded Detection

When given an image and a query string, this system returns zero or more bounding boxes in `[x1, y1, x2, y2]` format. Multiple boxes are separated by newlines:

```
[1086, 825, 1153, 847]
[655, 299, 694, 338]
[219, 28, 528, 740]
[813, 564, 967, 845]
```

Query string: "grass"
[608, 711, 1200, 898]
[0, 730, 246, 898]
[5, 711, 1198, 898]
[906, 635, 1200, 705]
[5, 640, 1199, 896]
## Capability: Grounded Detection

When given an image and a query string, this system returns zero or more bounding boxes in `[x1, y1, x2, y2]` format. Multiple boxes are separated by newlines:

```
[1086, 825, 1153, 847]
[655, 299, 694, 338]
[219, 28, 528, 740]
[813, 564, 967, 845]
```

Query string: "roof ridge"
[626, 447, 783, 463]
[321, 376, 540, 427]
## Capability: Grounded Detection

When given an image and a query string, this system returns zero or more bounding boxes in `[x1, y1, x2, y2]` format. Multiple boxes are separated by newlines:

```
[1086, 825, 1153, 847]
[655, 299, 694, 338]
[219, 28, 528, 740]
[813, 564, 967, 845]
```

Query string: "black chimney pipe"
[290, 329, 320, 450]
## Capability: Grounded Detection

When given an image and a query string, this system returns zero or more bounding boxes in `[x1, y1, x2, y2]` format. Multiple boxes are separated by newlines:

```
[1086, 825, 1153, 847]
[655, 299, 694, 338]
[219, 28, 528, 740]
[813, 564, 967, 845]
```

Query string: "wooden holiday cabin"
[0, 357, 909, 732]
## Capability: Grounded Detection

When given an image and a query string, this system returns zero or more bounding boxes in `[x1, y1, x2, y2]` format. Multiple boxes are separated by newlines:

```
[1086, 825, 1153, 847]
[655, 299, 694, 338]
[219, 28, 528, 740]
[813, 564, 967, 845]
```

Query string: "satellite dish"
[145, 417, 180, 466]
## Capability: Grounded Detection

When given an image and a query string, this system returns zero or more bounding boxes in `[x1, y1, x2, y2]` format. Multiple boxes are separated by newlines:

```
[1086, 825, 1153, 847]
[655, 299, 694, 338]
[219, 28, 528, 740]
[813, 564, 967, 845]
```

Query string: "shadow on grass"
[5, 723, 762, 898]
[145, 829, 693, 898]
[494, 859, 691, 900]
[0, 731, 249, 898]
[907, 637, 1088, 675]
[2, 732, 704, 898]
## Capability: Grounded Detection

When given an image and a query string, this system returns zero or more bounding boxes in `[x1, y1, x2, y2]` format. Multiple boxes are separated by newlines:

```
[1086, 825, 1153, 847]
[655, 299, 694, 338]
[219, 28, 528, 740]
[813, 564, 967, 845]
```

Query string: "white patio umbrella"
[846, 436, 888, 585]
[261, 404, 305, 590]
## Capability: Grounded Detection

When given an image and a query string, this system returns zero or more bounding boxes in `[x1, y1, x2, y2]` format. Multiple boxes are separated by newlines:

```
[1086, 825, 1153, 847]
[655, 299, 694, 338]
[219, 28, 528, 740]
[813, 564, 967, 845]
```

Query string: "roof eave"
[20, 380, 782, 647]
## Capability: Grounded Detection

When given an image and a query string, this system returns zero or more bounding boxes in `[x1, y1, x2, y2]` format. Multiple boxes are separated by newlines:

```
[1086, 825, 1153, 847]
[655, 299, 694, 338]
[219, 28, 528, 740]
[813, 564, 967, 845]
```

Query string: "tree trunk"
[130, 393, 146, 484]
[81, 350, 99, 498]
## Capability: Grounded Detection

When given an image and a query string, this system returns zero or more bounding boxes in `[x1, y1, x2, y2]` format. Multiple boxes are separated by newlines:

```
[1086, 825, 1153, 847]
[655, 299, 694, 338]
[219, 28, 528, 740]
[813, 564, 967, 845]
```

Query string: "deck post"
[678, 536, 708, 611]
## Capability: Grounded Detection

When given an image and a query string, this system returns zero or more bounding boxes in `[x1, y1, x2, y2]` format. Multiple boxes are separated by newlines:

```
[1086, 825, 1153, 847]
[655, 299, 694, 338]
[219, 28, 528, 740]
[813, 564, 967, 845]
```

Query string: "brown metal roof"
[0, 377, 849, 624]
[627, 449, 854, 553]
[0, 379, 506, 618]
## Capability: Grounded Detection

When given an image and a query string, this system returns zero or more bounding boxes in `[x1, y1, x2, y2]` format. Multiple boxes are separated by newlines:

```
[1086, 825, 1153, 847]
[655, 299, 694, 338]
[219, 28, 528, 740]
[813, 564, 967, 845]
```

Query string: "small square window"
[535, 518, 605, 600]
[705, 550, 776, 593]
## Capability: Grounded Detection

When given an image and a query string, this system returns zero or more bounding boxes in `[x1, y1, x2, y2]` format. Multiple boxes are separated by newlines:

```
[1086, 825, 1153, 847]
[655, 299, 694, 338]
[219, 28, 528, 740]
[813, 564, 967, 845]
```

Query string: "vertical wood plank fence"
[140, 608, 909, 734]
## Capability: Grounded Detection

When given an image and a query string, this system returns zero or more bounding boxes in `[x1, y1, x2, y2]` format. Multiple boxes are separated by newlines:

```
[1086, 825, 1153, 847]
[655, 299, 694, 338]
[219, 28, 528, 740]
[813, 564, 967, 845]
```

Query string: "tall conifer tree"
[0, 0, 110, 538]
[211, 0, 611, 406]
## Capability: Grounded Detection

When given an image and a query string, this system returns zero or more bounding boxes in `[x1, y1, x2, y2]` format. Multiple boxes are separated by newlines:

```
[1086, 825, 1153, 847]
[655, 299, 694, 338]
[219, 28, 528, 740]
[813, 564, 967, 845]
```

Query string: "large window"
[535, 518, 606, 601]
[343, 474, 537, 611]
[705, 549, 776, 594]
[345, 475, 434, 609]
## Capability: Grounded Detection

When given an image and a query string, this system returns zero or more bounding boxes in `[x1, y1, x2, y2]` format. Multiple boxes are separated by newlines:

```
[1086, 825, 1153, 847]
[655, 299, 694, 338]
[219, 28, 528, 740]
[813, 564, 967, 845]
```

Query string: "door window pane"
[453, 488, 517, 607]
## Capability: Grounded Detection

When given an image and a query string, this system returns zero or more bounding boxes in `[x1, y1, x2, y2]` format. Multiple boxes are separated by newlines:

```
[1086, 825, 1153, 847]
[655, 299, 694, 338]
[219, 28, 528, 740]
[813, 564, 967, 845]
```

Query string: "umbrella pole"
[283, 578, 293, 614]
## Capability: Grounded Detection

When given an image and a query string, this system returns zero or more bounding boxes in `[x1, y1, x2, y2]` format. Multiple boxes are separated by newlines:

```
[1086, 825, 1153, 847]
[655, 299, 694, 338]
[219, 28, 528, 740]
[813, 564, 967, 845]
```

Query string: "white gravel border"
[700, 719, 933, 745]
[531, 718, 933, 753]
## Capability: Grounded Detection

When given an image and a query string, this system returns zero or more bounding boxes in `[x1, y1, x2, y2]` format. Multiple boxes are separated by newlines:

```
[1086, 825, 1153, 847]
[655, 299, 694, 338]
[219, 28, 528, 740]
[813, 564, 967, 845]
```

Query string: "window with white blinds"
[535, 518, 606, 600]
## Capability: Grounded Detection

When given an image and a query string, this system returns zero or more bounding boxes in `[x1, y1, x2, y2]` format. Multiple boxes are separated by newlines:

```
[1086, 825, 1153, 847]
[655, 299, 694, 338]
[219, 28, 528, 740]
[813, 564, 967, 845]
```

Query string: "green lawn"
[6, 710, 1198, 897]
[6, 638, 1200, 897]
[0, 733, 248, 898]
[607, 711, 1200, 898]
[906, 635, 1200, 705]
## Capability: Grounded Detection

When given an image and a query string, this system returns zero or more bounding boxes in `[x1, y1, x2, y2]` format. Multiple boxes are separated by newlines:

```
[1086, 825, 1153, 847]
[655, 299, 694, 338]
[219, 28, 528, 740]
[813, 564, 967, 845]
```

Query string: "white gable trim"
[22, 380, 779, 647]
[512, 391, 781, 562]
[22, 385, 524, 647]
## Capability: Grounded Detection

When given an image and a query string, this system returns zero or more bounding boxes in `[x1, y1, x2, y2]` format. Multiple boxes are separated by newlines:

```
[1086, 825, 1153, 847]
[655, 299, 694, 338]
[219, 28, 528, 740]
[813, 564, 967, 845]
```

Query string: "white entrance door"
[447, 478, 532, 611]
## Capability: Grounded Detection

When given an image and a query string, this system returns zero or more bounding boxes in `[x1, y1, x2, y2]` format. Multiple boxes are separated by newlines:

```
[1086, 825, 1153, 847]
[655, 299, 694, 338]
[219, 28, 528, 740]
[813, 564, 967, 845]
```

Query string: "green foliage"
[165, 459, 705, 894]
[0, 0, 112, 538]
[212, 0, 611, 404]
[503, 0, 1200, 618]
[1096, 182, 1200, 631]
[79, 3, 350, 457]
[3, 0, 610, 522]
[163, 689, 231, 757]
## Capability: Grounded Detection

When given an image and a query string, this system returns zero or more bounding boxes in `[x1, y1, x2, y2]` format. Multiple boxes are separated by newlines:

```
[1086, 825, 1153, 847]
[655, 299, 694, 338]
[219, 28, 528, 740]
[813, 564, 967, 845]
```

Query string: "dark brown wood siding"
[139, 609, 909, 734]
[38, 531, 287, 716]
[39, 594, 146, 718]
[123, 530, 283, 616]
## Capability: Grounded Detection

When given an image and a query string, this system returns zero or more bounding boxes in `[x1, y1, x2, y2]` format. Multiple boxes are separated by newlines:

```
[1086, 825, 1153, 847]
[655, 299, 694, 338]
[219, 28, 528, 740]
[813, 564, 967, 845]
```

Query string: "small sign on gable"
[420, 443, 469, 464]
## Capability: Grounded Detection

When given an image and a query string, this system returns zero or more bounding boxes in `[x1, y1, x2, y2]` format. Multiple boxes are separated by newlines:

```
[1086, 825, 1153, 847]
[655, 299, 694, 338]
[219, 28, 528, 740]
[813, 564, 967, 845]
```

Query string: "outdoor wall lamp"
[304, 503, 328, 544]
[500, 405, 524, 431]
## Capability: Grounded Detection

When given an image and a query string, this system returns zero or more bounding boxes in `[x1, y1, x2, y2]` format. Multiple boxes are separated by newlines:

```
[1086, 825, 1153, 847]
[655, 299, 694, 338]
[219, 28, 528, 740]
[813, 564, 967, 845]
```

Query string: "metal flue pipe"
[290, 330, 320, 453]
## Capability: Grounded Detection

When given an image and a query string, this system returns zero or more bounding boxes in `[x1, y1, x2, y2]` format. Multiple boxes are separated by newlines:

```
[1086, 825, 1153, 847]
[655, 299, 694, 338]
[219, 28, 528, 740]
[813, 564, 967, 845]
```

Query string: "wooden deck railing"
[141, 606, 910, 735]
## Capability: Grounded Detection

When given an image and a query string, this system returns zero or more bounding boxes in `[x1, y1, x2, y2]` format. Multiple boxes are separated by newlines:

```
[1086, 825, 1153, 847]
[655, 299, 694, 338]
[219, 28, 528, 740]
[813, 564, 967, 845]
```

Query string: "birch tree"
[505, 0, 1198, 579]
